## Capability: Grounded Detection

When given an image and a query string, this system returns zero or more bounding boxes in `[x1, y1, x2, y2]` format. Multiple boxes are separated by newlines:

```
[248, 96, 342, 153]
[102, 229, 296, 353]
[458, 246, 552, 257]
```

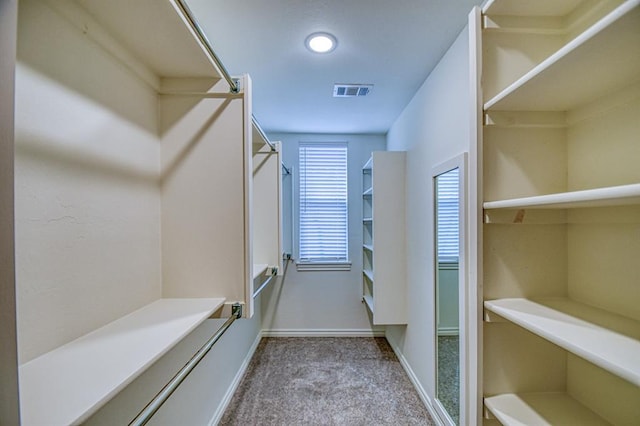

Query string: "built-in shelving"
[478, 0, 640, 424]
[483, 183, 640, 210]
[360, 152, 406, 325]
[19, 298, 225, 425]
[485, 1, 640, 111]
[485, 298, 640, 386]
[484, 393, 610, 426]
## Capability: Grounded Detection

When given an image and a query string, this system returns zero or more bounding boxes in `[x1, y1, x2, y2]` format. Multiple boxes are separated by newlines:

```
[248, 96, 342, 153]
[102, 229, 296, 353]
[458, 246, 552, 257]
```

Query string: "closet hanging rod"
[252, 115, 276, 152]
[252, 272, 276, 299]
[174, 0, 239, 93]
[129, 303, 243, 426]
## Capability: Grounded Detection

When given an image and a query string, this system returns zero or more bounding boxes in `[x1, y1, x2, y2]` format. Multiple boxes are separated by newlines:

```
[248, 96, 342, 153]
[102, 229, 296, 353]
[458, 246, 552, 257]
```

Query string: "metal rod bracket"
[231, 303, 242, 319]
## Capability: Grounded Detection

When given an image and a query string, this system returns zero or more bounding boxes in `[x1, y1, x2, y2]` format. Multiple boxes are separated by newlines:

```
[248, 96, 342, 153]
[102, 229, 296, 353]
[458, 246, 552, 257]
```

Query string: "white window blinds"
[436, 168, 460, 263]
[298, 142, 348, 262]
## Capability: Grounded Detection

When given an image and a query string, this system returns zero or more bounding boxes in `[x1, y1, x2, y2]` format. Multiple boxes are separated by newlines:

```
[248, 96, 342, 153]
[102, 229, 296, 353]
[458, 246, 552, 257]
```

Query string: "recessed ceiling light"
[305, 32, 337, 53]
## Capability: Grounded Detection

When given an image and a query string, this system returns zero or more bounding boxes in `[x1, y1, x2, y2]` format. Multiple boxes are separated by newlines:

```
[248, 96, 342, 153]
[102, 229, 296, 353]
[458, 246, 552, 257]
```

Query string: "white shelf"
[58, 0, 222, 81]
[484, 297, 640, 386]
[363, 294, 374, 313]
[485, 392, 610, 426]
[483, 183, 640, 210]
[363, 217, 373, 223]
[363, 269, 374, 282]
[19, 298, 225, 425]
[485, 1, 640, 111]
[363, 244, 373, 252]
[363, 187, 373, 196]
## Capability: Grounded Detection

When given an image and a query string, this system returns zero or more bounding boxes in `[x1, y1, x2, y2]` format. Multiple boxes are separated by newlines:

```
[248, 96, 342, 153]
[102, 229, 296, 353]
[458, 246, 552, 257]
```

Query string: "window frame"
[295, 141, 351, 271]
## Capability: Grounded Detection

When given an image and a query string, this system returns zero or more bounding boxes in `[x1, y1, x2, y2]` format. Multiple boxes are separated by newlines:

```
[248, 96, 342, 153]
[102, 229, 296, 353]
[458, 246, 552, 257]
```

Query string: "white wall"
[260, 133, 385, 334]
[385, 23, 472, 416]
[0, 0, 20, 423]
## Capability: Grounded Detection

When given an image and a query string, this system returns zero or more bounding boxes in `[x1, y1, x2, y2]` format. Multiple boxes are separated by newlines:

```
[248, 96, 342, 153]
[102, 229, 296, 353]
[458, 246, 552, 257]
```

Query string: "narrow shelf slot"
[484, 298, 640, 386]
[363, 294, 374, 313]
[363, 217, 373, 223]
[19, 298, 225, 425]
[363, 187, 373, 196]
[484, 392, 610, 426]
[363, 269, 374, 282]
[363, 244, 373, 252]
[483, 183, 640, 210]
[484, 1, 640, 111]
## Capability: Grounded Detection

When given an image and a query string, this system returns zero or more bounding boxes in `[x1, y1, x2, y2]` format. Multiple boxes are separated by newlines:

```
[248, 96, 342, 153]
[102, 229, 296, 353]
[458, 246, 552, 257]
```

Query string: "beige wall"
[385, 23, 472, 414]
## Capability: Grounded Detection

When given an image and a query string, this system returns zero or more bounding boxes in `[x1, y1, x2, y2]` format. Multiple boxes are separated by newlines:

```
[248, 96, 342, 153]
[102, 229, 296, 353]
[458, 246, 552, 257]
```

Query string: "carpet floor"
[220, 337, 436, 425]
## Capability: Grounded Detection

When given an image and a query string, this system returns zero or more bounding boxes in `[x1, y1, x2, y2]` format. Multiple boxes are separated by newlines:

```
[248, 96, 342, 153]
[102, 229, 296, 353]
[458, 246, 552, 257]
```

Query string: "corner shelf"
[19, 298, 225, 425]
[483, 183, 640, 210]
[484, 393, 610, 426]
[484, 1, 640, 111]
[484, 298, 640, 386]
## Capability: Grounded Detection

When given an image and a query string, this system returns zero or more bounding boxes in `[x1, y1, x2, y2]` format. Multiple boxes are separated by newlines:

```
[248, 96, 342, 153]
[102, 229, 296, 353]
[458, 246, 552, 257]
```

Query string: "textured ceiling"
[186, 0, 484, 134]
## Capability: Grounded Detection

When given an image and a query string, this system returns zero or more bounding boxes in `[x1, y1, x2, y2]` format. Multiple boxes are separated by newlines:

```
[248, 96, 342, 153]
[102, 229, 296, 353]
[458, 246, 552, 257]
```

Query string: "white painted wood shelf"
[483, 183, 640, 210]
[484, 393, 610, 426]
[363, 187, 373, 196]
[484, 1, 640, 111]
[363, 269, 374, 282]
[363, 244, 373, 252]
[363, 294, 374, 312]
[19, 298, 225, 426]
[484, 298, 640, 386]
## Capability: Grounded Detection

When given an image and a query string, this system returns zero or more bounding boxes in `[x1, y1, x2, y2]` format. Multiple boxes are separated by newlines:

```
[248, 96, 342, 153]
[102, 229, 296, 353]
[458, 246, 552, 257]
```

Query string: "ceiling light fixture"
[305, 32, 337, 53]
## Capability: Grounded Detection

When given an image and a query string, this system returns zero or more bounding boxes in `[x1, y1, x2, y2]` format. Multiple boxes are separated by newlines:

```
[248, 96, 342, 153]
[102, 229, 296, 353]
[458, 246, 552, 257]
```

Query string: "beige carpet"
[220, 337, 435, 425]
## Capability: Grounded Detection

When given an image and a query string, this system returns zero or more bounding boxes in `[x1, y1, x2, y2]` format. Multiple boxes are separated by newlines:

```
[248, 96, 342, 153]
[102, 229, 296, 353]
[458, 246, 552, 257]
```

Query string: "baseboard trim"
[208, 331, 263, 426]
[261, 328, 385, 337]
[386, 334, 445, 426]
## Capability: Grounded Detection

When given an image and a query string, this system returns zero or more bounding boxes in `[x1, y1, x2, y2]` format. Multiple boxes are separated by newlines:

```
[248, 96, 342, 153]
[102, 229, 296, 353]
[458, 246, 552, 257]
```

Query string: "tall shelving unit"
[476, 0, 640, 424]
[361, 151, 407, 325]
[12, 1, 279, 424]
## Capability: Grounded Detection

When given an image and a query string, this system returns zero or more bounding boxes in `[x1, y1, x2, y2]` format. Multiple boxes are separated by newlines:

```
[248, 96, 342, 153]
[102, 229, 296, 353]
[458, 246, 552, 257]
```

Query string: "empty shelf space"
[485, 392, 610, 426]
[363, 244, 373, 252]
[19, 298, 225, 425]
[363, 269, 374, 282]
[483, 183, 640, 210]
[484, 297, 640, 386]
[484, 1, 640, 111]
[363, 187, 373, 196]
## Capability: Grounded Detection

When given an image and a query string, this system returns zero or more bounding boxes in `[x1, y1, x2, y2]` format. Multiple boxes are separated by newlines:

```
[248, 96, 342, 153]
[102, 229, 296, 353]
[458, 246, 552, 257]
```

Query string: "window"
[298, 142, 349, 267]
[436, 168, 459, 263]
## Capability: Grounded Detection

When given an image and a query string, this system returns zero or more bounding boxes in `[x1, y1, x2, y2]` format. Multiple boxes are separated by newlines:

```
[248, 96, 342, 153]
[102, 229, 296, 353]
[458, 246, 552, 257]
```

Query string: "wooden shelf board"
[483, 0, 586, 17]
[485, 2, 640, 111]
[483, 183, 640, 210]
[484, 297, 640, 386]
[485, 392, 610, 426]
[74, 0, 222, 79]
[19, 298, 225, 425]
[363, 244, 373, 252]
[363, 269, 374, 282]
[363, 294, 374, 313]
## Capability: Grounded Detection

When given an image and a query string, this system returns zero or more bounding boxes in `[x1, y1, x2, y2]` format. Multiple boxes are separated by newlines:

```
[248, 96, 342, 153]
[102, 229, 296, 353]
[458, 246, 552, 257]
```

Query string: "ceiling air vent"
[333, 84, 373, 97]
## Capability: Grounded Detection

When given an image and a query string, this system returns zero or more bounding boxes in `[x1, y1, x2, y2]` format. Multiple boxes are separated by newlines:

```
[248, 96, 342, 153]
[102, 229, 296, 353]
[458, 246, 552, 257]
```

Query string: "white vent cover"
[333, 84, 373, 97]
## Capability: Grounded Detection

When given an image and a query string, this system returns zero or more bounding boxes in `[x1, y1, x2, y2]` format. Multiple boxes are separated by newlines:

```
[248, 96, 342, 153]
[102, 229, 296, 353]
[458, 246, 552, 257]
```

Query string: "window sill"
[296, 261, 352, 272]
